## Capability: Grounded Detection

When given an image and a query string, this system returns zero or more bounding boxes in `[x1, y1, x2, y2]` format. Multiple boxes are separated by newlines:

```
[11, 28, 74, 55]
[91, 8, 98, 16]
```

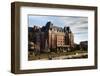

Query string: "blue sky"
[28, 15, 88, 44]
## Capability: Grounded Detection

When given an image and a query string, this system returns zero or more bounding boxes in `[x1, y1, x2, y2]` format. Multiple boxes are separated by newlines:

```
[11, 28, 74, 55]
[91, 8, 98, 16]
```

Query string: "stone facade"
[80, 41, 88, 51]
[28, 21, 74, 53]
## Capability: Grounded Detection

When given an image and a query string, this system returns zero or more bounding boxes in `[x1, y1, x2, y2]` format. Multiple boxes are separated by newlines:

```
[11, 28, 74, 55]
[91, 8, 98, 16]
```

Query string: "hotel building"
[28, 21, 74, 53]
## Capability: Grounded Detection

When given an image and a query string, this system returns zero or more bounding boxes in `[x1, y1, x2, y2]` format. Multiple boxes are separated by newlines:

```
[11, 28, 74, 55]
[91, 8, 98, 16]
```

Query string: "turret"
[64, 26, 71, 33]
[46, 21, 53, 29]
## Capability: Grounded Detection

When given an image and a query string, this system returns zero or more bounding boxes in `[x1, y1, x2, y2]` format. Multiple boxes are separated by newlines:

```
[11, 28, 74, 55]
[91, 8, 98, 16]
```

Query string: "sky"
[28, 15, 88, 44]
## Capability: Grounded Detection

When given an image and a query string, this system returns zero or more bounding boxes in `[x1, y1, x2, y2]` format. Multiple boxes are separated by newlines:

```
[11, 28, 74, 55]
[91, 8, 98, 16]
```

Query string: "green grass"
[28, 50, 88, 60]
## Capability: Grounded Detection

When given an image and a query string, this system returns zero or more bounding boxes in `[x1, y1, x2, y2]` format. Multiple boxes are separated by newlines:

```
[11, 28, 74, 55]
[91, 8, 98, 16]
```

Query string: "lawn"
[28, 50, 88, 60]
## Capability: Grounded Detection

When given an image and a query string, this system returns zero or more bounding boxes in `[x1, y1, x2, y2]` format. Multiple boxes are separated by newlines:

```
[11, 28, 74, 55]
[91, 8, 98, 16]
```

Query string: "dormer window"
[50, 28, 52, 30]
